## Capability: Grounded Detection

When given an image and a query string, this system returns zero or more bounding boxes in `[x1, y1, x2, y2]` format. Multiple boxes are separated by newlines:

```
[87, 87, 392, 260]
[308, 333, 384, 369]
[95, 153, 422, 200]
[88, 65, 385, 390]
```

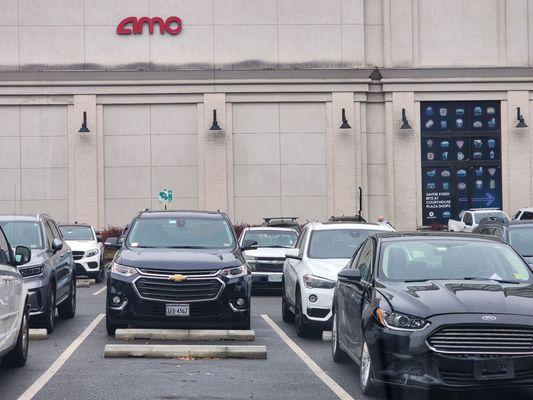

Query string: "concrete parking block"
[77, 279, 95, 285]
[76, 281, 90, 288]
[104, 344, 267, 359]
[115, 328, 255, 341]
[322, 331, 332, 342]
[29, 329, 48, 340]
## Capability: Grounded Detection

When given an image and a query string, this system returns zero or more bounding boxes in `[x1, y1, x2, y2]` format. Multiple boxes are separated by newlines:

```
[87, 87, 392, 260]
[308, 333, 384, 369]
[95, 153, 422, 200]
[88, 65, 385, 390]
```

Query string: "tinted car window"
[60, 226, 95, 241]
[297, 228, 308, 255]
[356, 240, 374, 281]
[127, 216, 235, 249]
[509, 227, 533, 256]
[463, 212, 473, 225]
[308, 229, 382, 259]
[521, 212, 533, 220]
[0, 229, 11, 264]
[380, 240, 532, 282]
[243, 230, 297, 248]
[0, 221, 44, 249]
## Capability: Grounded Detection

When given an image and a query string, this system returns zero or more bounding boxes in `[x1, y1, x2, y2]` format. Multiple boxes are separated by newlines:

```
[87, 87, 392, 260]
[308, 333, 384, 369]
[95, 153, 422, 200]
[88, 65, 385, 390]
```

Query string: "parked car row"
[0, 213, 105, 369]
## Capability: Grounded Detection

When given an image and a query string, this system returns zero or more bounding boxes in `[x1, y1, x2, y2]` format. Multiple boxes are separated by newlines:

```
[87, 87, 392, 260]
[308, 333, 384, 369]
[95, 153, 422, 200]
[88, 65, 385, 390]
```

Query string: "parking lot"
[0, 280, 531, 400]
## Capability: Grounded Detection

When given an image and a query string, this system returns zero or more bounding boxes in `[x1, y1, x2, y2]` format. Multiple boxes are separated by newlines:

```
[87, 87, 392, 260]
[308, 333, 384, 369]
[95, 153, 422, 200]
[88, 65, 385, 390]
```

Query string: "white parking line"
[92, 286, 106, 296]
[261, 314, 355, 400]
[17, 314, 105, 400]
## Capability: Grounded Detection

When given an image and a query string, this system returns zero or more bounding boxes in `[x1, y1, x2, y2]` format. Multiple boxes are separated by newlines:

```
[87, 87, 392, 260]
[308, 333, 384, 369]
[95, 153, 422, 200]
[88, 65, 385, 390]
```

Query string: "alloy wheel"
[21, 312, 28, 358]
[360, 342, 371, 388]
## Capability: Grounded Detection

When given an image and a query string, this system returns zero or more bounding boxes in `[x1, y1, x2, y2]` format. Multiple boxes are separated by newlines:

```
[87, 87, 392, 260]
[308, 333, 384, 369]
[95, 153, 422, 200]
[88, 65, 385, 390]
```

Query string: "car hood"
[64, 240, 98, 251]
[116, 247, 243, 271]
[243, 248, 290, 258]
[378, 280, 533, 318]
[306, 258, 350, 281]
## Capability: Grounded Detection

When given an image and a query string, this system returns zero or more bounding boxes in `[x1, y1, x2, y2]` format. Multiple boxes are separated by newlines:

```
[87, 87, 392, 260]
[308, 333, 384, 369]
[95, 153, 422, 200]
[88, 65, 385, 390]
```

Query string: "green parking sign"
[158, 189, 173, 204]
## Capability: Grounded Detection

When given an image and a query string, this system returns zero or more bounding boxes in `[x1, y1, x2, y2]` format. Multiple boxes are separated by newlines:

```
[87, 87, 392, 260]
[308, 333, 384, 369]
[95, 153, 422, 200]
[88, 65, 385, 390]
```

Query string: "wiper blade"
[463, 277, 520, 284]
[164, 246, 209, 249]
[403, 279, 431, 283]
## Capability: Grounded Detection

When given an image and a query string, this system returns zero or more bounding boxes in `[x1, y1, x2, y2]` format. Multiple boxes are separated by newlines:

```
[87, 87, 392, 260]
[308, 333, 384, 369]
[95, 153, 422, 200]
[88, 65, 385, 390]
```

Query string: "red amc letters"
[117, 16, 182, 35]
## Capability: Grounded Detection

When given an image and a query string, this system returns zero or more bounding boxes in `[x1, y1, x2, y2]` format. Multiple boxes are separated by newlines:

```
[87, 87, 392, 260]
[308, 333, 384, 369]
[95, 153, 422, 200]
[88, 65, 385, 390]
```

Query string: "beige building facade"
[1, 0, 533, 229]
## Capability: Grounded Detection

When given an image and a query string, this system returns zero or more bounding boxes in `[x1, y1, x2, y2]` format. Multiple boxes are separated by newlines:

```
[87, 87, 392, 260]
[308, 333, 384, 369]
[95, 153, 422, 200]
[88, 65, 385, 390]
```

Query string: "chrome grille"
[72, 251, 85, 260]
[250, 258, 285, 273]
[427, 326, 533, 354]
[138, 268, 219, 276]
[134, 277, 223, 302]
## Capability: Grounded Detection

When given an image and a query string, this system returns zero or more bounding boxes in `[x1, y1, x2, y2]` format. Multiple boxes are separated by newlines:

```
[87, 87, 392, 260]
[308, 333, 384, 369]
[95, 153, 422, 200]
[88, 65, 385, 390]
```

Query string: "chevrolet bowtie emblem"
[169, 274, 187, 282]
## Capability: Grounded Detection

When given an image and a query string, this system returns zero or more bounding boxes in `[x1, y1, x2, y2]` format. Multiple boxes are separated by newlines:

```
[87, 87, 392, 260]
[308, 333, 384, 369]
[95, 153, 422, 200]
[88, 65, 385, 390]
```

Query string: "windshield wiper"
[463, 277, 520, 284]
[262, 245, 290, 248]
[403, 279, 432, 283]
[164, 245, 209, 249]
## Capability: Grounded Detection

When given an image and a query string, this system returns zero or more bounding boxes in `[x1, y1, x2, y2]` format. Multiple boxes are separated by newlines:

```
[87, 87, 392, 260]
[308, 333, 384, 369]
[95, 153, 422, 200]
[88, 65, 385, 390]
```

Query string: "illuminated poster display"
[421, 101, 502, 225]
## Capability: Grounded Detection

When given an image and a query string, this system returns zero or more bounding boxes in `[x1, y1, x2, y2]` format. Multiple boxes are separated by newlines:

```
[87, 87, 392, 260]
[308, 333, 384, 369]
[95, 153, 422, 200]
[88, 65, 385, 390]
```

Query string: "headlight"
[111, 263, 138, 277]
[220, 264, 248, 278]
[86, 248, 99, 258]
[376, 308, 429, 331]
[303, 274, 336, 289]
[19, 265, 43, 278]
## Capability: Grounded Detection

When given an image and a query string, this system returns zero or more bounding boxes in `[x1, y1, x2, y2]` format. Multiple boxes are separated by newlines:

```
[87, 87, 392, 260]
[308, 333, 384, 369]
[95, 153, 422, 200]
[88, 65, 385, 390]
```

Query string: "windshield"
[0, 221, 44, 249]
[474, 211, 506, 223]
[243, 230, 297, 248]
[126, 216, 235, 249]
[308, 229, 382, 259]
[59, 226, 94, 241]
[380, 240, 532, 282]
[509, 227, 533, 257]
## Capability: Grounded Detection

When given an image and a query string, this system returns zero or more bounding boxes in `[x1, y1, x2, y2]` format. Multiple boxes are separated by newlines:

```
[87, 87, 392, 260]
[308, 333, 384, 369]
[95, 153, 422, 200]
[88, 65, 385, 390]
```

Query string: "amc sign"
[117, 16, 182, 35]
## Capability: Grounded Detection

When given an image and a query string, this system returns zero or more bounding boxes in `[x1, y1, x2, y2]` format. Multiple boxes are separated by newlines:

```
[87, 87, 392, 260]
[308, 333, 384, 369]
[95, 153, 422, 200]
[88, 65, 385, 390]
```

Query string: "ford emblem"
[481, 315, 497, 321]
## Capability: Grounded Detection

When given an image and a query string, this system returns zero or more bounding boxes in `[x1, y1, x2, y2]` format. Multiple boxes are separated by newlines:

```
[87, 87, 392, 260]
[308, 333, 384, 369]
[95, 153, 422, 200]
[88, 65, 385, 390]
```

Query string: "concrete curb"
[29, 329, 48, 340]
[115, 329, 256, 341]
[322, 331, 332, 342]
[104, 344, 267, 359]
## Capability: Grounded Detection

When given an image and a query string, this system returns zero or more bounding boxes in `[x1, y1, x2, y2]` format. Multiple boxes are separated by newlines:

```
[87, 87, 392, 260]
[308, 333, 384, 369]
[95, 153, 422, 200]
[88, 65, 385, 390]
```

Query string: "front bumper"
[74, 254, 101, 276]
[301, 285, 334, 325]
[366, 313, 533, 390]
[106, 272, 252, 329]
[251, 272, 283, 289]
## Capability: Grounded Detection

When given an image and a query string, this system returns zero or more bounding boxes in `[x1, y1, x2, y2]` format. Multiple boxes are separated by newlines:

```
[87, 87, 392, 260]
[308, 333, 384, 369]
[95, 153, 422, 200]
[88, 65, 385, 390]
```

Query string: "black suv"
[105, 210, 251, 335]
[473, 217, 533, 264]
[0, 215, 77, 333]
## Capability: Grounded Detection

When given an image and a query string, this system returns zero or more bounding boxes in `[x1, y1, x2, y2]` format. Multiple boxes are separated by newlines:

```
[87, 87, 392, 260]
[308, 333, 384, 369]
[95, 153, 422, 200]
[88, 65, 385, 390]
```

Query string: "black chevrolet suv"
[0, 214, 76, 333]
[105, 210, 251, 335]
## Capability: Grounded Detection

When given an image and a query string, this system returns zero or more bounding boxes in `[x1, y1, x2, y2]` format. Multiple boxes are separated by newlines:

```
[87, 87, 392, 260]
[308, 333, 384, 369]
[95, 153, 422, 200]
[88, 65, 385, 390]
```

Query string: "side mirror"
[105, 237, 121, 249]
[51, 238, 63, 253]
[241, 239, 258, 251]
[285, 248, 301, 260]
[96, 236, 103, 243]
[15, 246, 31, 265]
[338, 269, 362, 283]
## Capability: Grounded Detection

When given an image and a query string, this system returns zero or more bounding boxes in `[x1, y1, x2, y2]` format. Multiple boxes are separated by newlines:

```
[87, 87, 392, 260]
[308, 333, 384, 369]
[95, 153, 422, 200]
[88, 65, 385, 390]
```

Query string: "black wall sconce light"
[400, 108, 412, 130]
[516, 107, 528, 128]
[78, 111, 90, 133]
[210, 109, 222, 131]
[340, 108, 351, 129]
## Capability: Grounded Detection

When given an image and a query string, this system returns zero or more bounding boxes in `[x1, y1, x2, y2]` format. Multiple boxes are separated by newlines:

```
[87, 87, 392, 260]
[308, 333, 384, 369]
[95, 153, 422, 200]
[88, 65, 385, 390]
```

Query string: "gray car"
[0, 214, 76, 333]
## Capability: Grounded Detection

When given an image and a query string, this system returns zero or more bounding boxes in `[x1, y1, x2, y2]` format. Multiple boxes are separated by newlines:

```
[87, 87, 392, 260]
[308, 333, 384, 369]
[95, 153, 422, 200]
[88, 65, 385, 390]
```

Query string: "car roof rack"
[328, 215, 367, 223]
[261, 217, 301, 232]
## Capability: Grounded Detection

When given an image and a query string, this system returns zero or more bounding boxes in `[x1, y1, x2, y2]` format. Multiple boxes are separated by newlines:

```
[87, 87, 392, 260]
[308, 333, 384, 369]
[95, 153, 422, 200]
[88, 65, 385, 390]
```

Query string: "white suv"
[282, 221, 394, 337]
[59, 224, 104, 282]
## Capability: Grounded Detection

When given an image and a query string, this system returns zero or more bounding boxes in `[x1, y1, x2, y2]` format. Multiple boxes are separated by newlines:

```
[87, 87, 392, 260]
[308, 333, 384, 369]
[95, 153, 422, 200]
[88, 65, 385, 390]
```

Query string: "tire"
[294, 289, 308, 337]
[3, 303, 29, 367]
[58, 277, 76, 319]
[360, 341, 379, 397]
[331, 310, 349, 363]
[36, 285, 56, 334]
[94, 267, 105, 283]
[281, 293, 294, 323]
[106, 313, 126, 336]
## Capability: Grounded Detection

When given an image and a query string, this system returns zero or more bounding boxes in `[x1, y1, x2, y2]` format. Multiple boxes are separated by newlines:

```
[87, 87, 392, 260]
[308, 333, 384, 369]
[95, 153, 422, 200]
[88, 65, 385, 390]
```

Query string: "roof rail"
[328, 215, 367, 223]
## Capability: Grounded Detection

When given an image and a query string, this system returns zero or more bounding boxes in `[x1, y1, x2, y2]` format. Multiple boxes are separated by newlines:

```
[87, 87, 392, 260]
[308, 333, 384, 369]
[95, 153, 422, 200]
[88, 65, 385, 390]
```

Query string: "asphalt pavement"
[1, 283, 533, 400]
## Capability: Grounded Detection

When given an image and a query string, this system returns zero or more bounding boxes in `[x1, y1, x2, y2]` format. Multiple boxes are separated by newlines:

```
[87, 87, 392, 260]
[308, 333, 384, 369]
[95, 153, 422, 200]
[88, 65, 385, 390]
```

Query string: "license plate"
[474, 358, 514, 380]
[165, 304, 190, 317]
[268, 274, 282, 282]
